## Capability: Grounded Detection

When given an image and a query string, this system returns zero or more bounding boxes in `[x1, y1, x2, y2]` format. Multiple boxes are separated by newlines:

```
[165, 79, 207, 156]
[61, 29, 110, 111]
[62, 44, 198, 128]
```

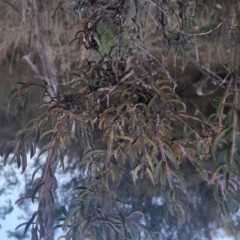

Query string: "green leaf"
[29, 140, 36, 159]
[163, 203, 169, 222]
[111, 163, 121, 186]
[1, 141, 8, 157]
[102, 107, 117, 115]
[147, 94, 157, 109]
[119, 135, 134, 142]
[40, 130, 55, 141]
[136, 103, 150, 116]
[59, 136, 67, 149]
[3, 148, 13, 166]
[117, 209, 126, 230]
[211, 97, 220, 108]
[131, 135, 141, 147]
[102, 219, 120, 233]
[160, 161, 166, 185]
[24, 211, 38, 234]
[15, 222, 28, 231]
[83, 218, 93, 238]
[22, 89, 30, 108]
[47, 188, 55, 209]
[146, 154, 155, 173]
[224, 109, 233, 128]
[210, 163, 226, 183]
[32, 182, 44, 203]
[117, 100, 129, 114]
[171, 170, 187, 193]
[211, 127, 232, 156]
[144, 136, 158, 154]
[21, 151, 27, 174]
[74, 186, 93, 193]
[127, 210, 144, 218]
[35, 125, 41, 143]
[225, 143, 233, 173]
[133, 165, 143, 185]
[62, 206, 70, 217]
[154, 161, 161, 184]
[59, 155, 65, 170]
[51, 174, 58, 191]
[62, 205, 80, 230]
[102, 173, 109, 188]
[36, 148, 51, 162]
[81, 149, 105, 163]
[216, 92, 232, 118]
[146, 167, 155, 185]
[168, 200, 174, 216]
[165, 149, 179, 169]
[14, 81, 27, 86]
[193, 163, 207, 180]
[15, 195, 31, 205]
[72, 225, 78, 240]
[56, 235, 67, 240]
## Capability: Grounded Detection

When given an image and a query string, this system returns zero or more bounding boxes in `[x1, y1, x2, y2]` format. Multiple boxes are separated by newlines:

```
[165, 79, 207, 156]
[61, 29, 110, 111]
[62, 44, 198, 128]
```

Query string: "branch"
[189, 58, 223, 82]
[135, 42, 176, 88]
[97, 69, 134, 92]
[192, 21, 224, 36]
[22, 55, 45, 81]
[0, 0, 20, 14]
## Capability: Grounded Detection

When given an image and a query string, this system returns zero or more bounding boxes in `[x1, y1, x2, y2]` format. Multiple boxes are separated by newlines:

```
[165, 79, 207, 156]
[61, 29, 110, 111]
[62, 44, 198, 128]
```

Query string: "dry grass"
[140, 0, 240, 74]
[0, 0, 91, 87]
[0, 0, 239, 87]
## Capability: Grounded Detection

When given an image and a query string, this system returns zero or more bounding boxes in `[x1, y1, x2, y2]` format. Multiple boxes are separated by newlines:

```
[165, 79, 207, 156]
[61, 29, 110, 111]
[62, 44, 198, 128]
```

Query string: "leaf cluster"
[2, 1, 240, 239]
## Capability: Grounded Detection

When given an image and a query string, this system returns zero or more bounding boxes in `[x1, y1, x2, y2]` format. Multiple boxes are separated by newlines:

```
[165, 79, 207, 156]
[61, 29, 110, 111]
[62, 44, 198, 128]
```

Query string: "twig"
[144, 0, 171, 27]
[0, 0, 20, 14]
[189, 58, 223, 81]
[52, 2, 62, 19]
[23, 55, 46, 81]
[97, 69, 134, 93]
[192, 21, 224, 36]
[135, 42, 176, 87]
[23, 55, 40, 76]
[197, 71, 232, 97]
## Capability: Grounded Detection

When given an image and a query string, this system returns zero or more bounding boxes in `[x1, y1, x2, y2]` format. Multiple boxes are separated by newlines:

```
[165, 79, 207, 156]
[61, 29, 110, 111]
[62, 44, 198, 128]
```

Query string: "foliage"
[1, 0, 240, 239]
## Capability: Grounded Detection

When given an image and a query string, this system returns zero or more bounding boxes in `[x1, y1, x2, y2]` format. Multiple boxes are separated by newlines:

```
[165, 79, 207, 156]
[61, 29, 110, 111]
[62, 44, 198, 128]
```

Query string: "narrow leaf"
[3, 148, 13, 166]
[211, 127, 232, 156]
[145, 167, 155, 185]
[32, 182, 45, 203]
[24, 211, 38, 234]
[133, 165, 143, 185]
[210, 163, 226, 182]
[81, 149, 105, 162]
